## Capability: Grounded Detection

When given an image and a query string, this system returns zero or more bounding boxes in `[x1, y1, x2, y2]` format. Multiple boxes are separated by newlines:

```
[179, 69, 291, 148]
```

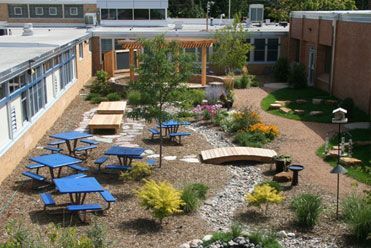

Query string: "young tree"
[128, 36, 193, 168]
[211, 14, 251, 74]
[267, 0, 357, 21]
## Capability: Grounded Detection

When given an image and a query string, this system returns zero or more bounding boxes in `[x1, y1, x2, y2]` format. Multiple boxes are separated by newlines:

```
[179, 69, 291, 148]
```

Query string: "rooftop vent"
[22, 23, 33, 36]
[174, 21, 183, 30]
[249, 4, 264, 22]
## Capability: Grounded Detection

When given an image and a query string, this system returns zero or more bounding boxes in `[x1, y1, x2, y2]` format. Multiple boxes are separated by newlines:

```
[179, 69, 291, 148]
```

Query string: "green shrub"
[87, 222, 110, 248]
[120, 162, 152, 181]
[339, 97, 354, 118]
[203, 223, 243, 246]
[273, 58, 290, 82]
[288, 63, 307, 89]
[248, 231, 282, 248]
[106, 92, 121, 101]
[234, 78, 242, 89]
[127, 90, 142, 105]
[3, 220, 39, 248]
[91, 70, 112, 96]
[234, 74, 258, 89]
[170, 89, 205, 110]
[213, 110, 229, 126]
[228, 108, 260, 133]
[233, 131, 268, 147]
[342, 194, 371, 242]
[258, 180, 283, 192]
[91, 95, 105, 104]
[291, 193, 322, 228]
[85, 92, 100, 101]
[181, 183, 208, 213]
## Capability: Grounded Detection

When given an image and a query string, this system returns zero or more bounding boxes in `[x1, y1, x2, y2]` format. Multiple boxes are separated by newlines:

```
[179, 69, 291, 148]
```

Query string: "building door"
[307, 48, 316, 87]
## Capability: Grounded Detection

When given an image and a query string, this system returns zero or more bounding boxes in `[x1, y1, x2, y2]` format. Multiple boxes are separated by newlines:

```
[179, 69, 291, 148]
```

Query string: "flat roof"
[0, 28, 90, 80]
[291, 10, 371, 23]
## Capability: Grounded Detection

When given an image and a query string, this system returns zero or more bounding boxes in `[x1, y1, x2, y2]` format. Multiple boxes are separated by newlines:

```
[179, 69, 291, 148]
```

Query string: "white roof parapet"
[290, 10, 371, 23]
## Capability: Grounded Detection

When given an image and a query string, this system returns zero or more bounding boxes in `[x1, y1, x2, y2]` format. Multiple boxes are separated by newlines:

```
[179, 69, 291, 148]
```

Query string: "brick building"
[289, 11, 371, 115]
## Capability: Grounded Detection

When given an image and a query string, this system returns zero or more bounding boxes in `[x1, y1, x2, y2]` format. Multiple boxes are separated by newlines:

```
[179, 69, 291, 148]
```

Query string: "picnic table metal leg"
[65, 141, 72, 155]
[81, 193, 87, 204]
[49, 168, 55, 180]
[57, 167, 63, 178]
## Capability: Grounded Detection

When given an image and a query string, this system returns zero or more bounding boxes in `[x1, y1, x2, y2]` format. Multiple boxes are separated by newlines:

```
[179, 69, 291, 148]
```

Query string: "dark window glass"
[21, 92, 28, 122]
[29, 5, 62, 18]
[254, 39, 265, 62]
[101, 9, 108, 20]
[246, 39, 251, 62]
[64, 5, 83, 18]
[0, 83, 5, 99]
[101, 39, 113, 52]
[267, 39, 279, 62]
[134, 9, 149, 20]
[116, 52, 130, 70]
[324, 46, 332, 73]
[8, 4, 28, 18]
[44, 59, 53, 72]
[101, 9, 116, 20]
[118, 9, 132, 20]
[150, 9, 165, 20]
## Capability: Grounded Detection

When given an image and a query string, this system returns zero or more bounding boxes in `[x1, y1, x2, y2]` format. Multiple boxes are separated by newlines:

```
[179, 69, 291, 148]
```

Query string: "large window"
[267, 39, 279, 62]
[0, 83, 6, 100]
[49, 7, 57, 16]
[35, 7, 44, 16]
[134, 9, 149, 20]
[9, 74, 27, 94]
[101, 9, 117, 20]
[118, 9, 133, 20]
[21, 92, 29, 122]
[150, 9, 165, 20]
[64, 5, 83, 18]
[101, 39, 113, 60]
[30, 5, 62, 18]
[8, 4, 28, 18]
[254, 39, 265, 62]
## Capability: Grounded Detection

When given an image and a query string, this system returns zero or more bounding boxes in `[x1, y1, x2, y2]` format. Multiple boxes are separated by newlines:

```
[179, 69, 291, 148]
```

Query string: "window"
[29, 81, 46, 118]
[14, 7, 22, 16]
[9, 74, 26, 94]
[35, 7, 43, 16]
[101, 39, 113, 60]
[101, 9, 117, 20]
[254, 39, 265, 62]
[21, 92, 29, 122]
[70, 7, 78, 16]
[79, 43, 84, 58]
[246, 39, 251, 62]
[44, 59, 53, 72]
[324, 46, 332, 74]
[49, 7, 57, 16]
[267, 39, 279, 62]
[150, 9, 165, 20]
[0, 83, 6, 100]
[134, 9, 149, 20]
[118, 9, 133, 20]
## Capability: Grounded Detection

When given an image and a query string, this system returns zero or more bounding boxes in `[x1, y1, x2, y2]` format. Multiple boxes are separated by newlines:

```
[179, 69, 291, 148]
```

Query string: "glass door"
[307, 48, 316, 87]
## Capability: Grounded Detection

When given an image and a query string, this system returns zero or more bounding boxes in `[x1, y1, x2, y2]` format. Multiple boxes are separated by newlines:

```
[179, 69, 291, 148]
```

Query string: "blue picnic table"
[104, 146, 145, 166]
[50, 131, 92, 155]
[54, 177, 104, 204]
[158, 120, 191, 136]
[30, 153, 82, 180]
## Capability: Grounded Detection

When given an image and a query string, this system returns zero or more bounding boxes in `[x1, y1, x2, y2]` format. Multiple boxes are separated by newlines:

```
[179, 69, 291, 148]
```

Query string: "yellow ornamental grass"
[120, 161, 152, 181]
[137, 180, 184, 222]
[245, 184, 284, 215]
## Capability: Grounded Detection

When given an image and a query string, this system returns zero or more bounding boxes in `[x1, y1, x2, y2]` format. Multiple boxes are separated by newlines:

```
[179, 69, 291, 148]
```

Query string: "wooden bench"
[169, 132, 191, 144]
[94, 156, 109, 171]
[68, 164, 89, 172]
[148, 128, 160, 140]
[22, 171, 46, 182]
[44, 146, 63, 154]
[99, 190, 116, 210]
[88, 114, 123, 134]
[40, 193, 56, 211]
[96, 101, 127, 114]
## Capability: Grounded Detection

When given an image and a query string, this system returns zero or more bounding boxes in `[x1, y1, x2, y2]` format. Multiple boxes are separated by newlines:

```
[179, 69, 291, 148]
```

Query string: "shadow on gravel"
[234, 209, 270, 225]
[119, 218, 162, 234]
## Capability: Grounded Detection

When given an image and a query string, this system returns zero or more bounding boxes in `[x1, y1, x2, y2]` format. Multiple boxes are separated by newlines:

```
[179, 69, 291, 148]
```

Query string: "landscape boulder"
[273, 171, 292, 182]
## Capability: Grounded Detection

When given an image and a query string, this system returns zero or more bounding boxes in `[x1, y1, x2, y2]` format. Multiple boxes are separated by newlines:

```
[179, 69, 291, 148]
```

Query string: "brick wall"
[0, 40, 92, 185]
[0, 4, 8, 21]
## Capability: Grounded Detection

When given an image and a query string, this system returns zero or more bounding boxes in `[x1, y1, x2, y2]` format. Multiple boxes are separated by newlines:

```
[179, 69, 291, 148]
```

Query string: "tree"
[267, 0, 357, 21]
[211, 14, 251, 74]
[128, 36, 193, 168]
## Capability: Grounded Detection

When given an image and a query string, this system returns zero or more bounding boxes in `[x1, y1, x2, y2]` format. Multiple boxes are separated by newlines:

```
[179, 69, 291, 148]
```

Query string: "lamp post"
[206, 1, 214, 32]
[228, 0, 231, 19]
[330, 107, 348, 219]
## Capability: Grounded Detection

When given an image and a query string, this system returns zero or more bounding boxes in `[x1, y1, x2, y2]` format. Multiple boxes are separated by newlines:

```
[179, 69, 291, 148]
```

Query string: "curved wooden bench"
[201, 147, 277, 164]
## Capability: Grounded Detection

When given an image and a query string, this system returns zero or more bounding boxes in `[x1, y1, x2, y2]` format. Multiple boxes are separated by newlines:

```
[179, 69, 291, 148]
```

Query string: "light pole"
[330, 107, 348, 219]
[228, 0, 231, 19]
[206, 1, 214, 32]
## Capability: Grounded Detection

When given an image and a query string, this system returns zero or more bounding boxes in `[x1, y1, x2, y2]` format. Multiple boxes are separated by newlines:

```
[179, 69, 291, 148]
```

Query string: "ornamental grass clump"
[136, 180, 184, 222]
[181, 183, 209, 213]
[245, 184, 284, 215]
[120, 162, 152, 181]
[291, 193, 322, 229]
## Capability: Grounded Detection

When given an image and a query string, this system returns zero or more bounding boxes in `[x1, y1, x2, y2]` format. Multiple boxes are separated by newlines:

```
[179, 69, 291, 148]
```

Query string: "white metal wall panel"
[46, 74, 54, 101]
[0, 105, 10, 149]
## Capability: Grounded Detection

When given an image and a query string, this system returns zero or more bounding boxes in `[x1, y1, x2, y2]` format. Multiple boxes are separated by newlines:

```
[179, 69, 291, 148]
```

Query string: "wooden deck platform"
[88, 114, 123, 133]
[201, 147, 277, 164]
[96, 101, 127, 114]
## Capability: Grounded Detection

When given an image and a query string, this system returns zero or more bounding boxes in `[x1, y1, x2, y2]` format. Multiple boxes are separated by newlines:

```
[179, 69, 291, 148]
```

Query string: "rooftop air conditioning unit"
[85, 13, 97, 27]
[249, 4, 264, 22]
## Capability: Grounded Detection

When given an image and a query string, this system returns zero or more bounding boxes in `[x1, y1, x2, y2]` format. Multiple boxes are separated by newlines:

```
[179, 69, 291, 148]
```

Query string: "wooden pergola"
[104, 38, 215, 86]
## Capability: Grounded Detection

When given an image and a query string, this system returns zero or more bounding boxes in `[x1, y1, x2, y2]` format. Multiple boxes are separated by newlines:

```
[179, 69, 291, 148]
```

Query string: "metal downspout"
[329, 14, 340, 95]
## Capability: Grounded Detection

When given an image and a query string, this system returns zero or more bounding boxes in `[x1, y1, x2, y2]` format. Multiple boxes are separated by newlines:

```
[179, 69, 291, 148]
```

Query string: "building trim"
[291, 11, 371, 23]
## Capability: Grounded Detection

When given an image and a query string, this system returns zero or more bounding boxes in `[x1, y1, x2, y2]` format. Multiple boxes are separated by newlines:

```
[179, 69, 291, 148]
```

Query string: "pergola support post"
[201, 46, 207, 86]
[129, 48, 135, 81]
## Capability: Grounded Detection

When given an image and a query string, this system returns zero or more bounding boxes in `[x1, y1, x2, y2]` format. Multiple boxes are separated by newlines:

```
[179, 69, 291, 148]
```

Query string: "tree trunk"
[159, 103, 163, 168]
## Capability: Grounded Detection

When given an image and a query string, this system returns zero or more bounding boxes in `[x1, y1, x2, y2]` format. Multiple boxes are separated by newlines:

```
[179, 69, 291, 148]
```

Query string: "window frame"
[35, 7, 44, 16]
[69, 7, 78, 16]
[49, 7, 57, 16]
[14, 7, 23, 16]
[79, 43, 84, 59]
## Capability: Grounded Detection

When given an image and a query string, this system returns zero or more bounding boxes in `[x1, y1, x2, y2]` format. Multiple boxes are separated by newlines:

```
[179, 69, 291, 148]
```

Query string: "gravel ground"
[0, 92, 230, 248]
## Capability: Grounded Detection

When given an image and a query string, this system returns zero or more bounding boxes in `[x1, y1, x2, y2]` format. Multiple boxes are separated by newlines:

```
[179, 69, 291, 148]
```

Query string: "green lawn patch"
[261, 87, 369, 123]
[316, 129, 371, 185]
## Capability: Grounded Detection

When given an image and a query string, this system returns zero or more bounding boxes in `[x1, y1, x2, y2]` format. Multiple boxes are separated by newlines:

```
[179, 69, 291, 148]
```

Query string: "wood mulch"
[0, 90, 230, 248]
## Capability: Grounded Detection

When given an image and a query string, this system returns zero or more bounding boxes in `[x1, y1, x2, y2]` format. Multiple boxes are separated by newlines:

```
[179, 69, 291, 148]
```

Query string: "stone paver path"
[234, 88, 369, 196]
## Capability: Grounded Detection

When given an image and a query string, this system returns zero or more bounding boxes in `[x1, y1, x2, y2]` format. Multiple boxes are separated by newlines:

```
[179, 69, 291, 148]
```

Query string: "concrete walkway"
[234, 87, 369, 196]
